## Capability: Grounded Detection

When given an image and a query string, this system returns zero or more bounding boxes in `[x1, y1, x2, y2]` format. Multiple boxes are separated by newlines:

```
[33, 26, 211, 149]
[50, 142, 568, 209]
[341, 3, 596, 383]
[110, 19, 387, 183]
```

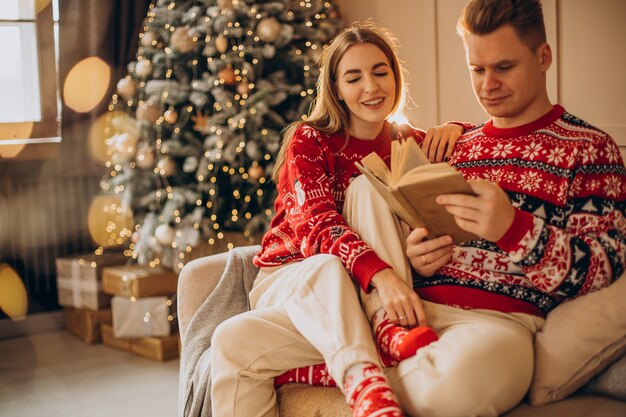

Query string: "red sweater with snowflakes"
[254, 121, 426, 291]
[415, 105, 626, 317]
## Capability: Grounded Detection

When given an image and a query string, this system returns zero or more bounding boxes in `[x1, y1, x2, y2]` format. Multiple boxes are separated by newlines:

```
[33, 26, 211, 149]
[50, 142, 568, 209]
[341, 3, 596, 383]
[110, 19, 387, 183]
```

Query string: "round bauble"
[171, 27, 195, 53]
[248, 163, 265, 181]
[236, 81, 251, 95]
[215, 34, 229, 54]
[163, 108, 178, 124]
[135, 59, 153, 78]
[217, 0, 234, 10]
[154, 224, 175, 246]
[135, 147, 155, 169]
[87, 195, 134, 247]
[157, 157, 177, 177]
[218, 67, 237, 85]
[136, 102, 161, 123]
[116, 77, 136, 100]
[140, 30, 159, 47]
[257, 17, 282, 42]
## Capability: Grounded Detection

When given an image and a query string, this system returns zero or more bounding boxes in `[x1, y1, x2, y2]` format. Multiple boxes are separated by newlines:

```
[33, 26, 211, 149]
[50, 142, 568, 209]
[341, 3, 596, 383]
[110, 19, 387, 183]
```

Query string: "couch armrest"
[177, 251, 229, 340]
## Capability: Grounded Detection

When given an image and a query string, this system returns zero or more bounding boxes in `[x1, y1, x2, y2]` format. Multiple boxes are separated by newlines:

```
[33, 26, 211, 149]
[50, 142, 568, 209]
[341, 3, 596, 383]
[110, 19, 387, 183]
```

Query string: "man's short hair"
[457, 0, 547, 52]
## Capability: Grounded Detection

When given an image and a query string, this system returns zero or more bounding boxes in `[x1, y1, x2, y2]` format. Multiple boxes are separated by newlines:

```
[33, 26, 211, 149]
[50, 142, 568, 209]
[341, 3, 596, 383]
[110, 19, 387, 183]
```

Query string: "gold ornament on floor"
[171, 27, 195, 53]
[0, 264, 28, 320]
[87, 195, 134, 247]
[256, 17, 282, 42]
[218, 66, 237, 86]
[164, 107, 178, 125]
[248, 162, 265, 181]
[116, 77, 136, 100]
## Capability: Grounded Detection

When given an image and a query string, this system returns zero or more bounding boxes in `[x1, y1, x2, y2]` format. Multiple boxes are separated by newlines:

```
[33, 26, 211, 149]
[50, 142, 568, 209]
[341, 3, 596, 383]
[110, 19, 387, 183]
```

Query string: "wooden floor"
[0, 331, 179, 417]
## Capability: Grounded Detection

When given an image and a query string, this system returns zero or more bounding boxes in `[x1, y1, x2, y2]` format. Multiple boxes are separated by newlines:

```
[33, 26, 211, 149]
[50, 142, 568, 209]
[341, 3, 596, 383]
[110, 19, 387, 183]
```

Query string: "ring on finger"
[398, 315, 406, 320]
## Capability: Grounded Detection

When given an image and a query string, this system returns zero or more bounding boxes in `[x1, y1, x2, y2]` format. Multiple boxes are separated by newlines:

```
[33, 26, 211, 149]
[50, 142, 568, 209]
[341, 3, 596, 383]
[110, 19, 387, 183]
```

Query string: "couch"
[178, 250, 626, 417]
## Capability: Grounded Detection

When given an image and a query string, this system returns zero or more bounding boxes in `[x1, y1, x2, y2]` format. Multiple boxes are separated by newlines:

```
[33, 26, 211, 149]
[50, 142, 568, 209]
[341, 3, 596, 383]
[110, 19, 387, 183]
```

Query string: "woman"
[210, 23, 463, 417]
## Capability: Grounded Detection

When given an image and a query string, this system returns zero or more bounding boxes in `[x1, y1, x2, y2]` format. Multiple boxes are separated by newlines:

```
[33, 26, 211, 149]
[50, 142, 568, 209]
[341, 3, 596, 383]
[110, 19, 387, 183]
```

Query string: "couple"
[205, 0, 626, 416]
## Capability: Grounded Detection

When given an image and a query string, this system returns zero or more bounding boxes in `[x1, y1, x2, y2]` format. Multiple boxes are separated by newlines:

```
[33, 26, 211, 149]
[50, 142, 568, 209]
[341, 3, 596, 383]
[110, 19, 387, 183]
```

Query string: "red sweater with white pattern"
[254, 121, 426, 291]
[415, 105, 626, 317]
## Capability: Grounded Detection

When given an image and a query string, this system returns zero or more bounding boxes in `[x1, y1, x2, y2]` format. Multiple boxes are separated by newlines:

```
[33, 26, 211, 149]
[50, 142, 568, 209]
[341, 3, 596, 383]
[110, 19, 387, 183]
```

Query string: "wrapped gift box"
[56, 252, 126, 311]
[111, 295, 176, 338]
[102, 264, 178, 298]
[101, 323, 179, 362]
[63, 306, 112, 344]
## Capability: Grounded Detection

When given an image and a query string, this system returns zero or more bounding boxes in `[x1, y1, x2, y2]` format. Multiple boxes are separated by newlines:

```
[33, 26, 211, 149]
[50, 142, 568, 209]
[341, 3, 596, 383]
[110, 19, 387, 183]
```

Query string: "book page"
[392, 138, 431, 184]
[359, 153, 392, 186]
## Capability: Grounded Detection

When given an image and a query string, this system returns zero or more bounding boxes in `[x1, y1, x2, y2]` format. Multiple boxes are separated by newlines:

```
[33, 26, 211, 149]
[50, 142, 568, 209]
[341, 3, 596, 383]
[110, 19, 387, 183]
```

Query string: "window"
[0, 0, 60, 159]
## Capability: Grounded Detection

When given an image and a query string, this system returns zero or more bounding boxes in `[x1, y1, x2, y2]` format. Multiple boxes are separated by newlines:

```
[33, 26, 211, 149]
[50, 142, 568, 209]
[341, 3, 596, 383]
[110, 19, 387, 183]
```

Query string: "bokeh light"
[63, 56, 111, 113]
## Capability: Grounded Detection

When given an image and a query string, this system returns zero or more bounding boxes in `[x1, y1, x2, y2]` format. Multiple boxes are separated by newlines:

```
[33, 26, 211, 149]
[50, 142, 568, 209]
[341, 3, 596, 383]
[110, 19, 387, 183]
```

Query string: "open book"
[355, 138, 478, 244]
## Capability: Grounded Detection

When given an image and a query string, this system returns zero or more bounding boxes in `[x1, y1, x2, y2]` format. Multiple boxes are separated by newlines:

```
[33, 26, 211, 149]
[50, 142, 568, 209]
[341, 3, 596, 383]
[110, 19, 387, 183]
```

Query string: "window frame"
[0, 0, 61, 160]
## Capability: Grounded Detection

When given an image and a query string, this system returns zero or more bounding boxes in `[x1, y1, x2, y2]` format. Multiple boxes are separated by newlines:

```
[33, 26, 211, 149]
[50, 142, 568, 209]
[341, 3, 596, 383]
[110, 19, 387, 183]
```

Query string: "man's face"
[465, 24, 551, 128]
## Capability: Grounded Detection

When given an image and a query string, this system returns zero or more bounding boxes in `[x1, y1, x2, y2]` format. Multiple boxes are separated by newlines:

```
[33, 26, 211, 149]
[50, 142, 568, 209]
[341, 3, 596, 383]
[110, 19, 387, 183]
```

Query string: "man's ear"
[538, 42, 552, 71]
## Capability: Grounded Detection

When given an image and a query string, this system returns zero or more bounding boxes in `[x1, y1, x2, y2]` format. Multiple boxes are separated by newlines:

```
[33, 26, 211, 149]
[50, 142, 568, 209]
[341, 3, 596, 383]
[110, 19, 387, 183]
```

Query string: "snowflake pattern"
[519, 171, 543, 192]
[520, 141, 543, 160]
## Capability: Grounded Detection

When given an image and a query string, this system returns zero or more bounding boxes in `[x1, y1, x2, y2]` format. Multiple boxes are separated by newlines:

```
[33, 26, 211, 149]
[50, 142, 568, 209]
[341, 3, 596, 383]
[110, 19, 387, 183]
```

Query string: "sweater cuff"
[351, 249, 390, 292]
[495, 208, 535, 253]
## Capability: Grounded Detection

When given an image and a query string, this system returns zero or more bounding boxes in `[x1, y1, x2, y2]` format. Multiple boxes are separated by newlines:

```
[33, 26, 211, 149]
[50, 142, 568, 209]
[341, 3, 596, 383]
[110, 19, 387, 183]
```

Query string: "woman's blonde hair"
[271, 22, 407, 182]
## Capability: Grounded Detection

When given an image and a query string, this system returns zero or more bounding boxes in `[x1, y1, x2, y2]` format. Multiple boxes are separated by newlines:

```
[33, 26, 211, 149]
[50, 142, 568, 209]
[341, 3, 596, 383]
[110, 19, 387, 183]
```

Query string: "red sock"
[274, 363, 337, 387]
[373, 309, 438, 363]
[344, 362, 402, 417]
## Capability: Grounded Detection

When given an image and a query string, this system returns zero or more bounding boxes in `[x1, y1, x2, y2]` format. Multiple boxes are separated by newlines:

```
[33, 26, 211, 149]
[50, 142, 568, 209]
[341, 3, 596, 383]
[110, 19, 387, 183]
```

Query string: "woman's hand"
[422, 123, 464, 162]
[370, 268, 427, 328]
[406, 228, 454, 277]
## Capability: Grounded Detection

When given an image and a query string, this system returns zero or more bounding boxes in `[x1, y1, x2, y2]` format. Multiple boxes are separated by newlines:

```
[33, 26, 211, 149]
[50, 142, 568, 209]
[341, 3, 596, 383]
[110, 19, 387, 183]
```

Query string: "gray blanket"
[178, 245, 261, 417]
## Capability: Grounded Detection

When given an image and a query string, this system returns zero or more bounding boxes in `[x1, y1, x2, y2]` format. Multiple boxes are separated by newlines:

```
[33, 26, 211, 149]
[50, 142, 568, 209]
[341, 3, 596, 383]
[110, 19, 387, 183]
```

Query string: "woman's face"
[335, 43, 397, 138]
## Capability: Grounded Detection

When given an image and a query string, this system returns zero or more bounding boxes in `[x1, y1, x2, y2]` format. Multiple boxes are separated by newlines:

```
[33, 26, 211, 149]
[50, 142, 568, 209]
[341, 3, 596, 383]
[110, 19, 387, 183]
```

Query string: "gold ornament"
[218, 66, 237, 86]
[215, 34, 229, 54]
[171, 27, 195, 53]
[0, 264, 28, 319]
[248, 162, 265, 181]
[116, 77, 136, 100]
[136, 102, 161, 123]
[157, 157, 177, 177]
[135, 59, 153, 78]
[217, 0, 234, 10]
[135, 147, 155, 169]
[236, 81, 251, 95]
[256, 17, 282, 42]
[164, 107, 178, 124]
[88, 111, 132, 164]
[140, 30, 159, 47]
[87, 195, 134, 247]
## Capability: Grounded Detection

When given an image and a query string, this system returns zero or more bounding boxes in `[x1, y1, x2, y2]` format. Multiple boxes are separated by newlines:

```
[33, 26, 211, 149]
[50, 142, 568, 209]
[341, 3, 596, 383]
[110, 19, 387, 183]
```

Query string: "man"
[391, 0, 626, 415]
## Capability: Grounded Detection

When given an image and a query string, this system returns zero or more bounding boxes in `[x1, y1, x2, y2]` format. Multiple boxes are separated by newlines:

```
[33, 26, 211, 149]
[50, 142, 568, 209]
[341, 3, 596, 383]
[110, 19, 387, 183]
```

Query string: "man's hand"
[422, 123, 464, 162]
[436, 179, 515, 242]
[406, 228, 454, 277]
[370, 268, 427, 328]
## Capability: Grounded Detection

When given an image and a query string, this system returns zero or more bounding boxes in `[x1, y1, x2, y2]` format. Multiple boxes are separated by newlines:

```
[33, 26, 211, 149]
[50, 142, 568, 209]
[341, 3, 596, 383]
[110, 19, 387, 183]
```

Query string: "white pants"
[210, 254, 380, 417]
[345, 175, 545, 417]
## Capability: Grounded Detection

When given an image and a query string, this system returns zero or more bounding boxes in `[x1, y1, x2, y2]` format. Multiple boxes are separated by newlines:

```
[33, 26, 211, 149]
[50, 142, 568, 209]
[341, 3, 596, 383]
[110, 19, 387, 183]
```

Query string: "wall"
[335, 0, 625, 160]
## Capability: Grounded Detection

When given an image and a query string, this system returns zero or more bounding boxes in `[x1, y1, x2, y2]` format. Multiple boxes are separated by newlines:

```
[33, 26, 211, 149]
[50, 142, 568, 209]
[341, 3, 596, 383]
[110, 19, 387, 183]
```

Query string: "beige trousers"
[345, 175, 546, 417]
[210, 253, 380, 417]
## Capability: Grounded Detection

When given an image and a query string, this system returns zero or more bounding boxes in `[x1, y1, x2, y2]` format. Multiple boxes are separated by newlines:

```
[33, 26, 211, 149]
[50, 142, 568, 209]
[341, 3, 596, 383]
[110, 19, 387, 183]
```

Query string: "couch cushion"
[583, 353, 626, 401]
[529, 275, 626, 405]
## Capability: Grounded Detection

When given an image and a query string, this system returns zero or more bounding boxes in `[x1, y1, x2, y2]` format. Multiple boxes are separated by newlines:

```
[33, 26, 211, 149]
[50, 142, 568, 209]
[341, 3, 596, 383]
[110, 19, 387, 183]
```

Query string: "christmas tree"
[101, 0, 343, 270]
